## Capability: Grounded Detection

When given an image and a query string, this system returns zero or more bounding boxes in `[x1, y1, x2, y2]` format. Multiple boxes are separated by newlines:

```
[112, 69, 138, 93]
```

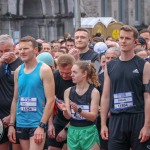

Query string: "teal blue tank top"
[16, 62, 46, 128]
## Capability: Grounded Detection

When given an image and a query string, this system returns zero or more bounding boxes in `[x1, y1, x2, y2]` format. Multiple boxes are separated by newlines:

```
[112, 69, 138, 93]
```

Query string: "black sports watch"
[39, 122, 46, 129]
[78, 107, 82, 113]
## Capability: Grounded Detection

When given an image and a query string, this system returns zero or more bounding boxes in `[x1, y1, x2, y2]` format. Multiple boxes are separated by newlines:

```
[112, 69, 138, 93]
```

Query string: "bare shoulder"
[65, 87, 71, 94]
[40, 63, 53, 79]
[41, 63, 52, 72]
[64, 87, 72, 102]
[92, 87, 100, 95]
[91, 87, 100, 100]
[144, 62, 150, 70]
[143, 62, 150, 76]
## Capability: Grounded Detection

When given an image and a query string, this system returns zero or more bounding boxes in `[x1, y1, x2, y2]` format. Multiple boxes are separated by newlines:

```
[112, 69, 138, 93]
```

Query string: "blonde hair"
[75, 61, 100, 87]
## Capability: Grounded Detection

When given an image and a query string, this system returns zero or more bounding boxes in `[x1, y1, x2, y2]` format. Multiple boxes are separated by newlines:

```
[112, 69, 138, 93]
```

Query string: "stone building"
[0, 0, 149, 42]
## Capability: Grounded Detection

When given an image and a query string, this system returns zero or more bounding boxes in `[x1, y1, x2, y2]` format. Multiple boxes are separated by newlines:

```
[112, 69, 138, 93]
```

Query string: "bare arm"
[100, 65, 110, 127]
[40, 64, 55, 124]
[100, 65, 111, 140]
[34, 64, 55, 144]
[63, 88, 72, 119]
[10, 66, 20, 124]
[48, 111, 54, 125]
[139, 62, 150, 142]
[48, 110, 55, 138]
[8, 66, 20, 143]
[143, 62, 150, 127]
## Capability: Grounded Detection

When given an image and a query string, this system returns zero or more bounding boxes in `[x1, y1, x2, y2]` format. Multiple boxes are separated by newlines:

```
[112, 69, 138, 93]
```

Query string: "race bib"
[114, 92, 133, 110]
[20, 97, 37, 112]
[71, 105, 89, 120]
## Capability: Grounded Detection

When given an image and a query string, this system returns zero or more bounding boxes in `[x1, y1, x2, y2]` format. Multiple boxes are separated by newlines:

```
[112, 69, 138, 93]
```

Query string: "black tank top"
[107, 56, 146, 114]
[69, 84, 95, 127]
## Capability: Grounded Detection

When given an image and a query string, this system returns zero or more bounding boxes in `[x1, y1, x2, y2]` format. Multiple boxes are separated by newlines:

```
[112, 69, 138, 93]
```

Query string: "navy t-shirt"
[0, 58, 22, 119]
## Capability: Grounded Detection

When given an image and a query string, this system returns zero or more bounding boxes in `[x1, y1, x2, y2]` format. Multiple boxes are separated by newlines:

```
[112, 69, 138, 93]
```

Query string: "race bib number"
[114, 92, 133, 110]
[71, 105, 89, 120]
[20, 97, 37, 112]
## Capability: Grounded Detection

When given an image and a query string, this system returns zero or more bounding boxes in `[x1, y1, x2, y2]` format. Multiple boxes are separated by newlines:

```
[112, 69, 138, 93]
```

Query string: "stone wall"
[0, 0, 150, 41]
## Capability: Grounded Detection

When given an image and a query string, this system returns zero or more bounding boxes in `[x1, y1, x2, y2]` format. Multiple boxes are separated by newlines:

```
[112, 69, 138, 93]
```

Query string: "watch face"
[39, 122, 46, 128]
[78, 108, 82, 113]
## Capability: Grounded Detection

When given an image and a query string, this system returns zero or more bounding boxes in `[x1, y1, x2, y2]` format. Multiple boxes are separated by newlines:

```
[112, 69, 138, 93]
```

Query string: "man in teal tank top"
[8, 36, 55, 150]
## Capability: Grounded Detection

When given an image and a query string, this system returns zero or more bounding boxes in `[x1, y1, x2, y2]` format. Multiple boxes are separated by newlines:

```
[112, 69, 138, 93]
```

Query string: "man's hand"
[48, 123, 55, 138]
[68, 48, 80, 60]
[34, 127, 45, 144]
[101, 125, 109, 140]
[1, 52, 16, 64]
[2, 115, 10, 128]
[8, 126, 16, 143]
[139, 126, 150, 143]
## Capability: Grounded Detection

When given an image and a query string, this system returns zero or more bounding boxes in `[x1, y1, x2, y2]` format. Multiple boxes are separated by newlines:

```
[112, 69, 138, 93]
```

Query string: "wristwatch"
[78, 107, 82, 113]
[64, 127, 68, 132]
[39, 122, 47, 129]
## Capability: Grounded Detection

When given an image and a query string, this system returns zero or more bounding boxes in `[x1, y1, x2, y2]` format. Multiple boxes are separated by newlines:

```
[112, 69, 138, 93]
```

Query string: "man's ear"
[135, 39, 138, 44]
[35, 47, 39, 56]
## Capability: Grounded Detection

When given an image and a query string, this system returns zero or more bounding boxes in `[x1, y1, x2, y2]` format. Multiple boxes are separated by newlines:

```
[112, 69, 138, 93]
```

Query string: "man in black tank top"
[48, 54, 75, 150]
[101, 25, 150, 150]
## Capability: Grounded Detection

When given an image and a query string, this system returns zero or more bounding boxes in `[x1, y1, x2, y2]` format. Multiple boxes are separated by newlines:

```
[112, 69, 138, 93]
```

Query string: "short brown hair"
[57, 54, 75, 67]
[120, 25, 139, 39]
[139, 29, 150, 35]
[19, 36, 38, 48]
[75, 28, 90, 35]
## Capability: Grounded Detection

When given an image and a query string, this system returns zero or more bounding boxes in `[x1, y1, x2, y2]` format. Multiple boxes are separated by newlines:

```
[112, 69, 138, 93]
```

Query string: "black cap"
[138, 36, 146, 45]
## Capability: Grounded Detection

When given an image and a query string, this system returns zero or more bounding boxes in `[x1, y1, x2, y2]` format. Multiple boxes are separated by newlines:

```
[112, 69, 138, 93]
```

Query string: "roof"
[73, 17, 117, 28]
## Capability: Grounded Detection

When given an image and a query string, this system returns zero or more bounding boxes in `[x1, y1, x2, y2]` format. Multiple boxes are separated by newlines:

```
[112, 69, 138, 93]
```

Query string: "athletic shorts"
[109, 113, 150, 150]
[67, 125, 100, 150]
[16, 127, 37, 140]
[48, 123, 67, 148]
[0, 127, 8, 144]
[0, 127, 20, 144]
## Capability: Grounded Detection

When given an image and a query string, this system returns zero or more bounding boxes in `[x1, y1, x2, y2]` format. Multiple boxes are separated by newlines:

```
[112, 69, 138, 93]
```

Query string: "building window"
[101, 0, 111, 17]
[57, 22, 64, 37]
[135, 0, 141, 25]
[119, 0, 128, 24]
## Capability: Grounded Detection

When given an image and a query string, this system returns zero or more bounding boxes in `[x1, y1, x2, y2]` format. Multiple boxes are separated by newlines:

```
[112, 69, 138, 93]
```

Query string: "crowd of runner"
[0, 24, 150, 150]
